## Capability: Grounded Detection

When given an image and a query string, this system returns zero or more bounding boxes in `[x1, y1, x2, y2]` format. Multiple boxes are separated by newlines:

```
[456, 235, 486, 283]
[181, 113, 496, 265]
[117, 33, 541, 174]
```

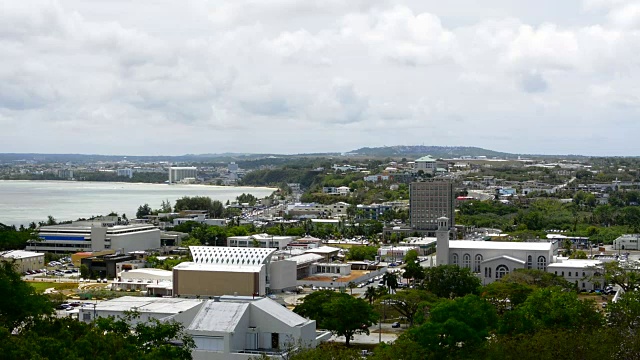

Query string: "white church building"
[435, 217, 603, 290]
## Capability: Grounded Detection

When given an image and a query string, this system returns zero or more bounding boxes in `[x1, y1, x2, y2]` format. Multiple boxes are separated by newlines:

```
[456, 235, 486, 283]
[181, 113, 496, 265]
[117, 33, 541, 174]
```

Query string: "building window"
[537, 256, 547, 270]
[582, 272, 585, 277]
[474, 255, 483, 273]
[452, 253, 458, 266]
[496, 265, 509, 279]
[568, 272, 572, 277]
[463, 254, 471, 269]
[527, 255, 532, 269]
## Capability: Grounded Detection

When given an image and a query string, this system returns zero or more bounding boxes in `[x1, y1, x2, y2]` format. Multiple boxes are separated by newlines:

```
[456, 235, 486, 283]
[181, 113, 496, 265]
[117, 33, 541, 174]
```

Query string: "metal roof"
[190, 246, 275, 266]
[304, 246, 340, 254]
[449, 240, 553, 251]
[173, 262, 263, 272]
[187, 301, 249, 333]
[1, 250, 43, 259]
[547, 259, 602, 269]
[288, 253, 323, 265]
[252, 298, 309, 327]
[94, 296, 201, 314]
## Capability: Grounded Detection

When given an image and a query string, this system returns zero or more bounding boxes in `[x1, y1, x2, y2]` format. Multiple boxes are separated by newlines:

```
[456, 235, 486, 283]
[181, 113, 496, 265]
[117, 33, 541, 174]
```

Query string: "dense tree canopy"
[422, 265, 481, 299]
[294, 290, 378, 346]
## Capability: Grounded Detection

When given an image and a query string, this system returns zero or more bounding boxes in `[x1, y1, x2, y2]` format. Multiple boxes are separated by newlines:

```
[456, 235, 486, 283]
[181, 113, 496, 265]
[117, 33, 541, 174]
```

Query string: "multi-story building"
[168, 167, 198, 184]
[116, 168, 133, 178]
[0, 250, 45, 273]
[30, 219, 161, 254]
[410, 180, 455, 232]
[227, 234, 295, 250]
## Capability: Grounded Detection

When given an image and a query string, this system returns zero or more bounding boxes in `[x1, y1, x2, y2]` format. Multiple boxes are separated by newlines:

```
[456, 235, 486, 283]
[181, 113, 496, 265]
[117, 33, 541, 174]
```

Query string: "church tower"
[436, 216, 450, 266]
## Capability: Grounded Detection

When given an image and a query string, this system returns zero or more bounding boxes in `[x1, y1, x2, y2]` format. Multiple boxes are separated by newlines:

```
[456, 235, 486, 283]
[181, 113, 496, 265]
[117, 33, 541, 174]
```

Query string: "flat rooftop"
[449, 240, 553, 251]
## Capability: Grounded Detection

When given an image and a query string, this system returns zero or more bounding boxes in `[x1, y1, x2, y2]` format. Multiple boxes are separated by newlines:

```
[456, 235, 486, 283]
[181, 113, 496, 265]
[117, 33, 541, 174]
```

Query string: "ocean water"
[0, 180, 276, 227]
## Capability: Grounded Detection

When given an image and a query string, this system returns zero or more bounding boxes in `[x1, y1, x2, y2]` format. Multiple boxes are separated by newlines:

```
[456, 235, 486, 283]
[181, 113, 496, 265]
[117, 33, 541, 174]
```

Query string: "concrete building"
[111, 268, 173, 296]
[31, 220, 161, 254]
[79, 296, 330, 360]
[410, 180, 455, 233]
[613, 234, 640, 250]
[378, 246, 420, 262]
[173, 247, 276, 297]
[547, 259, 604, 291]
[414, 155, 437, 175]
[436, 217, 554, 285]
[169, 167, 198, 184]
[227, 234, 295, 250]
[0, 250, 44, 273]
[81, 253, 136, 279]
[286, 202, 350, 218]
[117, 168, 133, 178]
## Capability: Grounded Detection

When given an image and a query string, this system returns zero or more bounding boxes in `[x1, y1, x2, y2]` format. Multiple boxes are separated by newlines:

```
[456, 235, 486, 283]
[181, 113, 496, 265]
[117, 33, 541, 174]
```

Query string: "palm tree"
[348, 281, 356, 295]
[382, 272, 399, 294]
[364, 286, 377, 305]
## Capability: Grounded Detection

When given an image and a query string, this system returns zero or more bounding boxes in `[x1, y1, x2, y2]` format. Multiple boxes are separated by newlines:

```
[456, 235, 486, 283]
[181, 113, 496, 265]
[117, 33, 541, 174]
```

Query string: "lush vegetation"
[291, 265, 640, 360]
[0, 261, 194, 359]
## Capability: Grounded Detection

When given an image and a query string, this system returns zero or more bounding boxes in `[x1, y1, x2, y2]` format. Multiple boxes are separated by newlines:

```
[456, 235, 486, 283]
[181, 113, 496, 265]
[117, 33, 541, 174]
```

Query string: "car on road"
[392, 322, 401, 328]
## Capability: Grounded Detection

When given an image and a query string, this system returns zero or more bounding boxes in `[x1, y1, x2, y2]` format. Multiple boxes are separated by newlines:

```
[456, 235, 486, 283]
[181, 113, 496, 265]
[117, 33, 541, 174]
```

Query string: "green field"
[28, 281, 78, 293]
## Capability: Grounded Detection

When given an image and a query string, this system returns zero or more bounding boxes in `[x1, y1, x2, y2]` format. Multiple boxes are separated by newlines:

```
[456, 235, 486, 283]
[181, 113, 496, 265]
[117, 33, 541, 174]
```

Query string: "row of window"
[452, 253, 547, 273]
[554, 271, 587, 277]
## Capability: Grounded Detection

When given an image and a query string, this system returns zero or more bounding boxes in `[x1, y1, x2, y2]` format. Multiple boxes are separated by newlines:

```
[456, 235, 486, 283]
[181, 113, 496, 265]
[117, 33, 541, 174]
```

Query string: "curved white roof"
[190, 246, 275, 266]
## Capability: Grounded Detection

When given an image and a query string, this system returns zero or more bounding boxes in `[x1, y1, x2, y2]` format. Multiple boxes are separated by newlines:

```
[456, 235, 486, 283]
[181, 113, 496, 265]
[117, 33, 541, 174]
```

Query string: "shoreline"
[0, 179, 277, 191]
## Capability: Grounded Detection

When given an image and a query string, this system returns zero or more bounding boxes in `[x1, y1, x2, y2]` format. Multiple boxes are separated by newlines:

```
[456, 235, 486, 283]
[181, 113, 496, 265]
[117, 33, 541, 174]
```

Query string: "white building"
[0, 250, 45, 273]
[117, 168, 133, 178]
[613, 234, 640, 250]
[414, 155, 437, 174]
[169, 167, 198, 184]
[112, 268, 174, 295]
[378, 246, 420, 262]
[79, 296, 330, 360]
[286, 202, 350, 218]
[227, 234, 295, 250]
[31, 220, 161, 254]
[547, 259, 604, 291]
[436, 217, 555, 285]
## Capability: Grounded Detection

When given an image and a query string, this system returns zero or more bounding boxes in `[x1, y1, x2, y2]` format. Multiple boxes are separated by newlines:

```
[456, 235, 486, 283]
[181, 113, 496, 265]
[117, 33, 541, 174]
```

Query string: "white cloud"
[1, 0, 640, 155]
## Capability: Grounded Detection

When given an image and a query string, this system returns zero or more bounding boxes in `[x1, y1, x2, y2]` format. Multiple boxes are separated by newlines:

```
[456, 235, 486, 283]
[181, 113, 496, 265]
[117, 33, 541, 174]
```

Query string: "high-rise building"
[168, 167, 197, 184]
[409, 180, 455, 232]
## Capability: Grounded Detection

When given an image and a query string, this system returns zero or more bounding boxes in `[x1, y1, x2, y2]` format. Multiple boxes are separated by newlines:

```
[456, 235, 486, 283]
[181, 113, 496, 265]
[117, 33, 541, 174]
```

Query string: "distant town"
[2, 147, 640, 359]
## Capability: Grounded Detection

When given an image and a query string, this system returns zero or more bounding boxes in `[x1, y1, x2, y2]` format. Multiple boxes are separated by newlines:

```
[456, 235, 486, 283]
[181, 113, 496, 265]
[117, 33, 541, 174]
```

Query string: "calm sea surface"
[0, 180, 276, 227]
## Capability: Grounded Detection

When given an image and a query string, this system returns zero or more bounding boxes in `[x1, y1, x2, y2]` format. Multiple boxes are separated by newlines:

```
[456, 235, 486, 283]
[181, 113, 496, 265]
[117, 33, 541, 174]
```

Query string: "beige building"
[173, 247, 276, 297]
[1, 250, 44, 273]
[410, 180, 455, 232]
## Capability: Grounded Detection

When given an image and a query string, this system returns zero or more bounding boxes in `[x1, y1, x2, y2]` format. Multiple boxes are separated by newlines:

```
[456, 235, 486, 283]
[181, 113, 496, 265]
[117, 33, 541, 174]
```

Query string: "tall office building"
[409, 180, 455, 231]
[168, 167, 197, 184]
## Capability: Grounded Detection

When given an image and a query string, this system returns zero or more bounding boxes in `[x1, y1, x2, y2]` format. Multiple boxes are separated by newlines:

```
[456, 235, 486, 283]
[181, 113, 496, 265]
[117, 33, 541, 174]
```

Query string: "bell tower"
[436, 216, 450, 266]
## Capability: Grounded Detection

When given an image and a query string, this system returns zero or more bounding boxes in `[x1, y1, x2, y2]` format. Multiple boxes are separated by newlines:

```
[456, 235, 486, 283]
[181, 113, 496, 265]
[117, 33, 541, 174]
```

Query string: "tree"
[593, 261, 640, 292]
[0, 311, 195, 359]
[136, 203, 152, 218]
[294, 291, 378, 346]
[422, 265, 481, 299]
[160, 199, 172, 213]
[607, 289, 640, 330]
[364, 286, 378, 305]
[403, 295, 498, 359]
[0, 261, 53, 332]
[382, 272, 399, 294]
[384, 289, 437, 327]
[174, 196, 224, 218]
[80, 264, 90, 279]
[498, 288, 603, 335]
[322, 294, 378, 346]
[481, 281, 534, 314]
[348, 281, 356, 295]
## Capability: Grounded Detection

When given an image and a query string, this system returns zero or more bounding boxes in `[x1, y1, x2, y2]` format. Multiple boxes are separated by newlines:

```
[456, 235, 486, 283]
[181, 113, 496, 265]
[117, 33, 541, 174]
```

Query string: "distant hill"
[346, 145, 516, 159]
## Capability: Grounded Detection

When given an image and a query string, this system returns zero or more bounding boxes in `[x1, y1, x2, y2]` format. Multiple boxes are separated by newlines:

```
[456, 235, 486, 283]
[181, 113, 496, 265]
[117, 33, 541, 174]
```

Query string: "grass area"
[28, 281, 78, 293]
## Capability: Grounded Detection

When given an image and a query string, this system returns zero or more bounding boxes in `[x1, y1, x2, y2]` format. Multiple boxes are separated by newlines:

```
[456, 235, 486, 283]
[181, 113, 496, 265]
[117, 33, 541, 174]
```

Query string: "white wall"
[269, 260, 297, 292]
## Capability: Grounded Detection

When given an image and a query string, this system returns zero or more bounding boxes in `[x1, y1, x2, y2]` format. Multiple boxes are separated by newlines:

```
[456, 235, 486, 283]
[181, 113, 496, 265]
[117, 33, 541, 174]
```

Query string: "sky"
[1, 0, 640, 156]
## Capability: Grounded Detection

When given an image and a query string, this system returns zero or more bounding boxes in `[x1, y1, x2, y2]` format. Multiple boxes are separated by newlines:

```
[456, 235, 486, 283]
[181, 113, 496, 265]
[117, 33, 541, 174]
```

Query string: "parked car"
[392, 322, 401, 328]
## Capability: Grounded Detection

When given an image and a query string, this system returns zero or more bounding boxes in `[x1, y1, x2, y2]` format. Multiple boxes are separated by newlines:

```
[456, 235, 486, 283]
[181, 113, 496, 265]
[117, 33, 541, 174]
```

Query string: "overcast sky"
[1, 0, 640, 156]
